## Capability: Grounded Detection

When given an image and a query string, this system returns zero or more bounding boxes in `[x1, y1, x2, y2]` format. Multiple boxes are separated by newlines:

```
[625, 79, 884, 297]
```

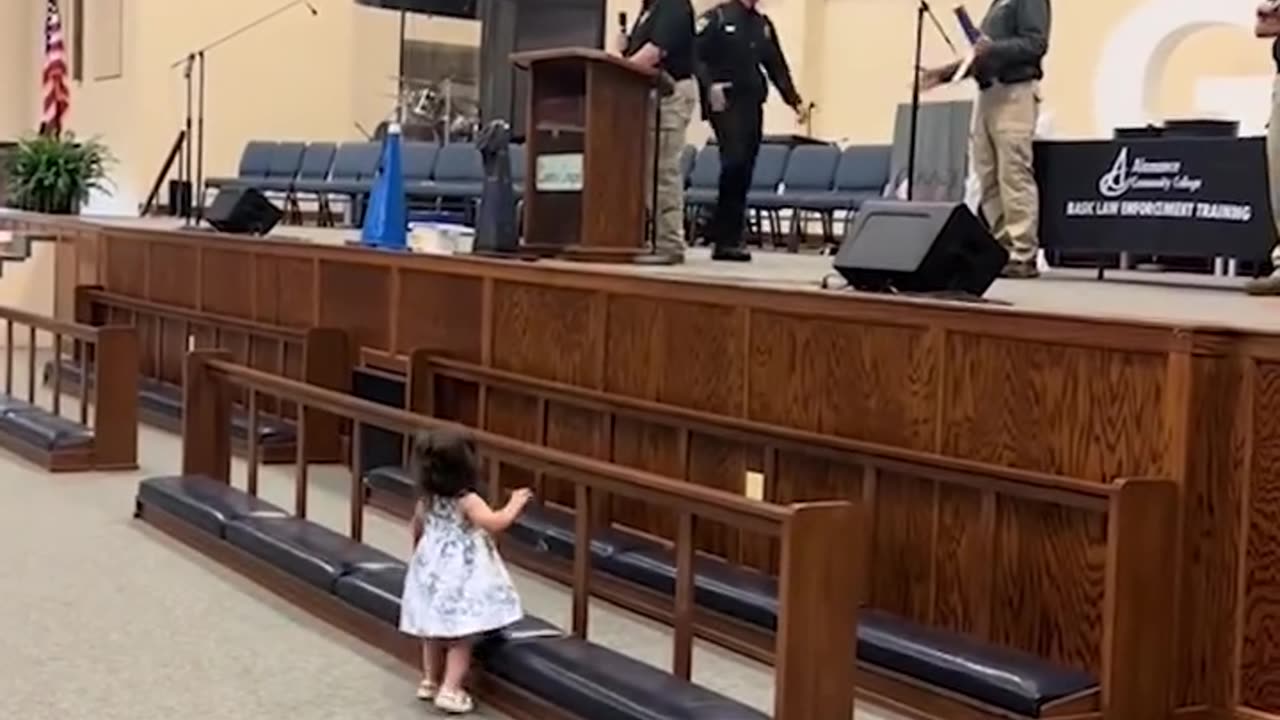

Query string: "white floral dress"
[399, 494, 523, 639]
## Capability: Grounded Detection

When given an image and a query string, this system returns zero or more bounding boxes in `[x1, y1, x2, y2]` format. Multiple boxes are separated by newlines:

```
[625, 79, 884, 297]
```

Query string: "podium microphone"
[305, 1, 319, 15]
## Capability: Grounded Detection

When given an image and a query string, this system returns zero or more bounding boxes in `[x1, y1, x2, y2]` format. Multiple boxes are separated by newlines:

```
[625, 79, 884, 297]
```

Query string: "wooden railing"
[362, 347, 1181, 720]
[0, 304, 137, 469]
[182, 350, 861, 720]
[75, 286, 349, 463]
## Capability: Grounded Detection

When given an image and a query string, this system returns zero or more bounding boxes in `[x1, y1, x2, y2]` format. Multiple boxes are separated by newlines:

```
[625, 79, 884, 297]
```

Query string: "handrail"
[0, 304, 100, 342]
[412, 352, 1117, 505]
[206, 358, 792, 533]
[82, 288, 307, 340]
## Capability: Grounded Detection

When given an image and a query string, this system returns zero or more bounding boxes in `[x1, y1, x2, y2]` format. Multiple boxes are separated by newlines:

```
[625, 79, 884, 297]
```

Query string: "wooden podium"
[511, 48, 669, 263]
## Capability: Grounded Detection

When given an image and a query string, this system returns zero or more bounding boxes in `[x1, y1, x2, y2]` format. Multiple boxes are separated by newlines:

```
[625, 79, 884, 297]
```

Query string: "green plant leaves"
[5, 134, 114, 214]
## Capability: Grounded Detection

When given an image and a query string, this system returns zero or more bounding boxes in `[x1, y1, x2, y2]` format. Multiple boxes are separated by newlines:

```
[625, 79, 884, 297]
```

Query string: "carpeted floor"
[0, 364, 906, 720]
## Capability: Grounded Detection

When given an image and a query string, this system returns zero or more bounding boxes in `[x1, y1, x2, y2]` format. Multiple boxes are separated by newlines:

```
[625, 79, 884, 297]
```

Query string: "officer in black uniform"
[694, 0, 806, 261]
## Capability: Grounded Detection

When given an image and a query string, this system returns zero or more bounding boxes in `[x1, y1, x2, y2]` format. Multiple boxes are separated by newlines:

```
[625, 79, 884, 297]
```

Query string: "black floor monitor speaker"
[206, 187, 283, 236]
[833, 200, 1008, 296]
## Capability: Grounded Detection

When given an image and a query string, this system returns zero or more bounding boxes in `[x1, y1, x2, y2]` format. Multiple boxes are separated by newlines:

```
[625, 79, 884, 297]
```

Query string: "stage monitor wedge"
[834, 200, 1008, 297]
[206, 187, 283, 236]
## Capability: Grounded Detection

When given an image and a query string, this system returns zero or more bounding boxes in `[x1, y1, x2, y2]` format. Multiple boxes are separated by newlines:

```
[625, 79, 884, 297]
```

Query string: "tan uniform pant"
[1267, 75, 1280, 266]
[647, 78, 698, 254]
[971, 80, 1041, 264]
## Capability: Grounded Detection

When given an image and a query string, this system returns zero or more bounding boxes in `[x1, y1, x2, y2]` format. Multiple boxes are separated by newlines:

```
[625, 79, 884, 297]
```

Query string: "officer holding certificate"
[694, 0, 807, 262]
[921, 0, 1051, 279]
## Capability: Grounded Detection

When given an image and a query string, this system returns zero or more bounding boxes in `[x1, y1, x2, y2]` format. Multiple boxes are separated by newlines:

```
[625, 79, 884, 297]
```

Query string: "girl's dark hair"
[411, 428, 478, 500]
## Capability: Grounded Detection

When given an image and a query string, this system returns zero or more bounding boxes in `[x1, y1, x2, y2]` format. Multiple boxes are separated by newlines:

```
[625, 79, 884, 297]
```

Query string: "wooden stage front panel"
[11, 213, 1280, 719]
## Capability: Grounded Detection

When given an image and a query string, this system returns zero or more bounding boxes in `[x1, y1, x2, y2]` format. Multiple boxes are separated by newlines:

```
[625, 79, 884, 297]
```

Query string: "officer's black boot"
[711, 244, 752, 262]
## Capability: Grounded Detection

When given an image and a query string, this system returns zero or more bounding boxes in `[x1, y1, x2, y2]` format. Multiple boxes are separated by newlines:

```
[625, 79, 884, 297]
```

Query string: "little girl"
[399, 428, 531, 714]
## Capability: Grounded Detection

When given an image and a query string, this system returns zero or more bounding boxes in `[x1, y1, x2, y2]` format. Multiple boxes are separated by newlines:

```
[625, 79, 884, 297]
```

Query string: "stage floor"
[86, 216, 1280, 334]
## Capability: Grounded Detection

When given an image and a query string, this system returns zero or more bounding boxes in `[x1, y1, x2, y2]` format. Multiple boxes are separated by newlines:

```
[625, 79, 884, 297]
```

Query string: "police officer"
[922, 0, 1050, 279]
[695, 0, 806, 262]
[621, 0, 698, 263]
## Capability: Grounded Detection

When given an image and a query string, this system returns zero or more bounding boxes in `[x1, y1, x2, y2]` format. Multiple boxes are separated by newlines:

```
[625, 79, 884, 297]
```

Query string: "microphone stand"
[906, 0, 957, 202]
[170, 0, 318, 225]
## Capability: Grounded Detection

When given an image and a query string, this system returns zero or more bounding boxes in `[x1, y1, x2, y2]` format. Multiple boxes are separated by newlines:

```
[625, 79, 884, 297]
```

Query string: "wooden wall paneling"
[146, 242, 199, 308]
[933, 485, 995, 638]
[747, 311, 936, 450]
[1242, 358, 1280, 712]
[491, 281, 604, 386]
[396, 270, 484, 362]
[200, 247, 255, 318]
[769, 451, 864, 575]
[434, 376, 480, 426]
[55, 238, 78, 321]
[869, 471, 936, 624]
[543, 400, 609, 510]
[317, 260, 392, 353]
[686, 432, 749, 562]
[990, 494, 1107, 674]
[656, 300, 744, 417]
[603, 295, 664, 400]
[484, 387, 541, 497]
[103, 234, 146, 297]
[941, 333, 1167, 481]
[610, 415, 683, 540]
[254, 255, 316, 328]
[158, 317, 188, 385]
[1166, 353, 1244, 709]
[135, 314, 158, 377]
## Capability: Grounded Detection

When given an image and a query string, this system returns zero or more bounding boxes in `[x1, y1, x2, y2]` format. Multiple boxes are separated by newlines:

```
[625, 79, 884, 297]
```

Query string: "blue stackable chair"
[745, 144, 791, 244]
[760, 144, 841, 246]
[203, 140, 275, 199]
[401, 142, 441, 191]
[305, 141, 381, 226]
[683, 145, 720, 242]
[426, 144, 484, 200]
[283, 142, 336, 224]
[257, 142, 306, 193]
[830, 145, 892, 212]
[679, 145, 697, 185]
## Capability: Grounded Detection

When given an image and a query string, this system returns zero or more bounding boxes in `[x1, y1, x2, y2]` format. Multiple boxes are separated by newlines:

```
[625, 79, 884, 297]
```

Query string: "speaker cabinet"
[834, 200, 1008, 296]
[206, 187, 283, 236]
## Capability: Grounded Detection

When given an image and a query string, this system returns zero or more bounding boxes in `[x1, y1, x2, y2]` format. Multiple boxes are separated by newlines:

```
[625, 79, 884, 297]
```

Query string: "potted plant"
[4, 134, 113, 214]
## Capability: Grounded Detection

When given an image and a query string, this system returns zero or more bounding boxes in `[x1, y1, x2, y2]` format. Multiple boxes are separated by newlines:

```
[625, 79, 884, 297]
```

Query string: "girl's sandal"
[415, 680, 438, 701]
[434, 689, 475, 714]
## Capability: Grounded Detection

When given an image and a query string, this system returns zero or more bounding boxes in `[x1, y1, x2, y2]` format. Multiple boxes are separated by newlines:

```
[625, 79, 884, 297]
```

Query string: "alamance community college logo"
[1064, 147, 1252, 223]
[1097, 147, 1202, 199]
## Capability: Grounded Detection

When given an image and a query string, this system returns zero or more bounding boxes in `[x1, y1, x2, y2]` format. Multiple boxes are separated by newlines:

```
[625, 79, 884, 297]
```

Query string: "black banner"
[1034, 137, 1277, 259]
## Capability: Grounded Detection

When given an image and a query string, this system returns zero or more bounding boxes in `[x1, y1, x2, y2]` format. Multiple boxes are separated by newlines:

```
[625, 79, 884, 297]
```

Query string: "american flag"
[40, 0, 69, 137]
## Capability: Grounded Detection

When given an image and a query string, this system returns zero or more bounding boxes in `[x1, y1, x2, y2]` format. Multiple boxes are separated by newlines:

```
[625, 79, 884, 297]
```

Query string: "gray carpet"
[0, 369, 905, 719]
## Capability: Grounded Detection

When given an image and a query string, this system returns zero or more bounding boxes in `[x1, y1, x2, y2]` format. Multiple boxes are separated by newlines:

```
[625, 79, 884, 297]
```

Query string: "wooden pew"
[0, 304, 137, 471]
[144, 350, 861, 720]
[66, 285, 348, 464]
[356, 348, 1180, 720]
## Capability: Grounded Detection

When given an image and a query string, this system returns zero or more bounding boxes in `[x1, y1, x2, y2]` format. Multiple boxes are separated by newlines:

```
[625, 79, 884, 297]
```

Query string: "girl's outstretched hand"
[508, 488, 533, 514]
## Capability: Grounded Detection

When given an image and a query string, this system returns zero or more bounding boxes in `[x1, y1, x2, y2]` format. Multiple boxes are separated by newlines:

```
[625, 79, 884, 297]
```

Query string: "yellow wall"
[0, 0, 1274, 214]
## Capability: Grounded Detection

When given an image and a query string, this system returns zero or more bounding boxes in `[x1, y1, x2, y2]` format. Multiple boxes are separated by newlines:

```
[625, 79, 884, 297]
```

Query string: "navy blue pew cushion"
[480, 621, 768, 720]
[334, 563, 407, 626]
[0, 405, 94, 450]
[509, 503, 642, 567]
[224, 516, 402, 591]
[607, 548, 779, 631]
[137, 475, 289, 537]
[364, 465, 416, 500]
[857, 609, 1098, 717]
